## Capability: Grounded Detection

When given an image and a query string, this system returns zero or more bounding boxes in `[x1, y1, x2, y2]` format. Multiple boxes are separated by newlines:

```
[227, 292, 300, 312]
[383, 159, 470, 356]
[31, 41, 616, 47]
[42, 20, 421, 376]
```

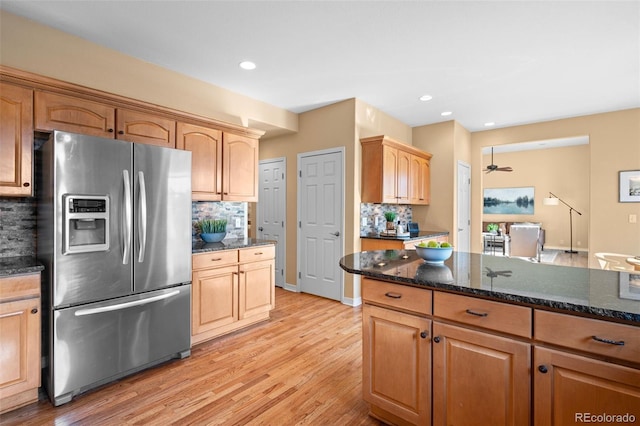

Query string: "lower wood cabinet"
[361, 235, 448, 251]
[432, 322, 531, 426]
[534, 346, 640, 426]
[191, 246, 275, 345]
[363, 304, 431, 426]
[0, 273, 41, 414]
[361, 277, 640, 426]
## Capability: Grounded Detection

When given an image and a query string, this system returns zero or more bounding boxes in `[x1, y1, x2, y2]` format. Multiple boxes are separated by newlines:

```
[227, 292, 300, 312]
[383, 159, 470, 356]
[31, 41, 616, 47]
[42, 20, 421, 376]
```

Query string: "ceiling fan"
[484, 147, 513, 173]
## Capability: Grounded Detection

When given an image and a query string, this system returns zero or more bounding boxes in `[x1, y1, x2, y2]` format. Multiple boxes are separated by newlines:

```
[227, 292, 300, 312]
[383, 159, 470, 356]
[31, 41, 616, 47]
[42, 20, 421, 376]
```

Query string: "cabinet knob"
[23, 182, 30, 187]
[31, 308, 38, 314]
[118, 130, 124, 135]
[108, 128, 114, 133]
[433, 336, 441, 343]
[420, 331, 428, 339]
[538, 365, 548, 374]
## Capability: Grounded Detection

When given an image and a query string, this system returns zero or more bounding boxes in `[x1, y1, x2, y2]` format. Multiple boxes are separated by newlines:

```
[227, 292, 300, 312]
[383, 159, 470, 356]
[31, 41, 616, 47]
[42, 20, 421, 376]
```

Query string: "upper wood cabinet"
[35, 91, 116, 138]
[0, 82, 33, 197]
[116, 109, 175, 148]
[361, 135, 432, 205]
[409, 154, 430, 204]
[177, 122, 222, 201]
[222, 133, 259, 202]
[35, 92, 176, 147]
[177, 125, 259, 202]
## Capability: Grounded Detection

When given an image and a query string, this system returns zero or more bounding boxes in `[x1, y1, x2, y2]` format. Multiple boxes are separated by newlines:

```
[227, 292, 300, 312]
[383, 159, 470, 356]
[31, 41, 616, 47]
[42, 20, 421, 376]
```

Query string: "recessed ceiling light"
[419, 94, 433, 102]
[484, 122, 495, 127]
[441, 111, 452, 116]
[239, 61, 256, 70]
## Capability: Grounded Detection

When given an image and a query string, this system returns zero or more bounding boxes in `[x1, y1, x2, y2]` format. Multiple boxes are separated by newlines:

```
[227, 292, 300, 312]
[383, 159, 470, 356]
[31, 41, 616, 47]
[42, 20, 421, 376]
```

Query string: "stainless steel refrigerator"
[37, 131, 192, 406]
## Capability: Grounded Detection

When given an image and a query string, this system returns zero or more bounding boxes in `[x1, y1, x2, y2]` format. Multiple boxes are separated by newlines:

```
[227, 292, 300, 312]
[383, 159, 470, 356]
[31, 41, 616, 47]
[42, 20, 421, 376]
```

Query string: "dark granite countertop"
[193, 238, 275, 254]
[0, 256, 44, 277]
[360, 230, 450, 241]
[340, 250, 640, 325]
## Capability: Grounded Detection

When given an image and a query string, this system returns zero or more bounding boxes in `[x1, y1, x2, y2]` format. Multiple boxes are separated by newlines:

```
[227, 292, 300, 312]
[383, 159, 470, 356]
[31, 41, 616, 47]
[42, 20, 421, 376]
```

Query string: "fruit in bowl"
[415, 240, 453, 263]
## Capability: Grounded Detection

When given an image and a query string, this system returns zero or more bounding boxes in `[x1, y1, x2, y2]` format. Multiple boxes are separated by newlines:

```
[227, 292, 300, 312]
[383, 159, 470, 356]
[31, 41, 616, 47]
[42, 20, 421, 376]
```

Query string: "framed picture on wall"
[619, 272, 640, 301]
[483, 187, 535, 215]
[619, 170, 640, 202]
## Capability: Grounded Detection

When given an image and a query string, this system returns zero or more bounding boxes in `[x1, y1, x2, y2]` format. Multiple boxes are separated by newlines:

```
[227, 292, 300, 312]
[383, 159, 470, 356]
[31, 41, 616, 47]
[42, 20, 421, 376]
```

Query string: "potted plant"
[196, 218, 227, 243]
[487, 223, 499, 234]
[384, 211, 397, 230]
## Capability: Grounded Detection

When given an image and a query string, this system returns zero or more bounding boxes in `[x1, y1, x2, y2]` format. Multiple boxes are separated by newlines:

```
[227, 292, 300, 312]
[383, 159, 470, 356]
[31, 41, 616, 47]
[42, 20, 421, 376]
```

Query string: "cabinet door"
[432, 322, 531, 426]
[192, 265, 238, 336]
[0, 83, 33, 196]
[396, 149, 410, 203]
[534, 346, 640, 426]
[222, 133, 259, 201]
[363, 304, 431, 425]
[381, 145, 398, 204]
[0, 297, 40, 403]
[177, 123, 222, 201]
[34, 91, 116, 137]
[116, 109, 175, 148]
[410, 154, 430, 205]
[238, 259, 274, 320]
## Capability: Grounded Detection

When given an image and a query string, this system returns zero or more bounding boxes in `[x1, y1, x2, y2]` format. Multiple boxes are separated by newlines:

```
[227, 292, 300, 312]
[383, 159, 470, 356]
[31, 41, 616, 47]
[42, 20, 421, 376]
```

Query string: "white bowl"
[414, 245, 453, 263]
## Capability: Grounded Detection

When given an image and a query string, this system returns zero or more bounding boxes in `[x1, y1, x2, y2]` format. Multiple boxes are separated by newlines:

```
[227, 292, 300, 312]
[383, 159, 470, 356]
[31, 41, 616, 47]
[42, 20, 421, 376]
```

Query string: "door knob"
[331, 231, 340, 237]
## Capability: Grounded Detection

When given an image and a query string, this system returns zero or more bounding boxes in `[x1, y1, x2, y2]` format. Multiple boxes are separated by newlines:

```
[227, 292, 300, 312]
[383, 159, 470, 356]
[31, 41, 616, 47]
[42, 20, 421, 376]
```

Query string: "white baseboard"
[282, 282, 298, 292]
[342, 296, 362, 307]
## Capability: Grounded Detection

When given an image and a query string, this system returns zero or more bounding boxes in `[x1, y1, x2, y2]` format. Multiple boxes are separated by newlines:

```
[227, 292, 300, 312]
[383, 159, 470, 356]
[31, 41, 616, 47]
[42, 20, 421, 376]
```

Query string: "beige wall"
[482, 145, 590, 251]
[0, 11, 297, 136]
[472, 109, 640, 268]
[406, 121, 471, 248]
[260, 99, 411, 301]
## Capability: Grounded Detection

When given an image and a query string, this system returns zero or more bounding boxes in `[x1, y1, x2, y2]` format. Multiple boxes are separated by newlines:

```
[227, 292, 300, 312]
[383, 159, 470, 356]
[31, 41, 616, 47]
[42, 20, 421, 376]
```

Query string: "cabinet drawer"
[239, 245, 275, 263]
[535, 310, 640, 365]
[192, 250, 238, 270]
[362, 278, 432, 315]
[0, 274, 40, 302]
[434, 292, 532, 338]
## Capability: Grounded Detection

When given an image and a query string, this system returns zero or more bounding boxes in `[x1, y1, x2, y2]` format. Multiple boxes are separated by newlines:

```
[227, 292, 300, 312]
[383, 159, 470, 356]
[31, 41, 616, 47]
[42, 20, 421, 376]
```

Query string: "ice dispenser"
[64, 195, 109, 253]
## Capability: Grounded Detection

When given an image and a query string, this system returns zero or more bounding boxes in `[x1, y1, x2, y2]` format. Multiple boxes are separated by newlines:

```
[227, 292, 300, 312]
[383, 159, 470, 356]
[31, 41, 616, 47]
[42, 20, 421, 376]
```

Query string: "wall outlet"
[361, 217, 367, 226]
[630, 214, 637, 224]
[235, 217, 242, 228]
[374, 216, 379, 226]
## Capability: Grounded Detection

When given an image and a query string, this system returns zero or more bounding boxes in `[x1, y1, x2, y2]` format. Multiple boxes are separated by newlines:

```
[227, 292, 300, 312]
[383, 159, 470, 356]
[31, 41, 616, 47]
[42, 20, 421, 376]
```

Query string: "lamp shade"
[543, 197, 559, 206]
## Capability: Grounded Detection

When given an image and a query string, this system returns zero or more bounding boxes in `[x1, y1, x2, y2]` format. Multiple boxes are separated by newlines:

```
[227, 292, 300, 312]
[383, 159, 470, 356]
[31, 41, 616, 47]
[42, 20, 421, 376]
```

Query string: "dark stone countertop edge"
[361, 230, 450, 241]
[340, 261, 640, 325]
[192, 238, 276, 254]
[0, 256, 45, 277]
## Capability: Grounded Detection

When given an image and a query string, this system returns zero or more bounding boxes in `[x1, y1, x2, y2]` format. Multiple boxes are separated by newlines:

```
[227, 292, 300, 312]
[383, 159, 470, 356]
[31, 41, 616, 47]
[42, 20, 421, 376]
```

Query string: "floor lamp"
[543, 192, 582, 254]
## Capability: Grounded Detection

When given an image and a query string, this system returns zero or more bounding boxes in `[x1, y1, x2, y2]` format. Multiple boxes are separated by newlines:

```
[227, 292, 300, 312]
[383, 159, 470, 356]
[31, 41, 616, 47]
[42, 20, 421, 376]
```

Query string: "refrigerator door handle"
[122, 170, 132, 265]
[74, 290, 180, 316]
[138, 171, 147, 263]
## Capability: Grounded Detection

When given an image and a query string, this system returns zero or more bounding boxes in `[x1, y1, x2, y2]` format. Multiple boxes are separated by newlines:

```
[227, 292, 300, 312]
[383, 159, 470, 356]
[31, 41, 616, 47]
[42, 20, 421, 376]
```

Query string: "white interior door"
[257, 158, 286, 288]
[456, 161, 471, 286]
[457, 161, 471, 252]
[298, 149, 344, 301]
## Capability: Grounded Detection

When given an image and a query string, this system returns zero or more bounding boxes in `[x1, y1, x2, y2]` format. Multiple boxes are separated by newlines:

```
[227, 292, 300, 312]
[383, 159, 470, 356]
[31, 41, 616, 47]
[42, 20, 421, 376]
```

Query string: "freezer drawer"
[48, 285, 191, 406]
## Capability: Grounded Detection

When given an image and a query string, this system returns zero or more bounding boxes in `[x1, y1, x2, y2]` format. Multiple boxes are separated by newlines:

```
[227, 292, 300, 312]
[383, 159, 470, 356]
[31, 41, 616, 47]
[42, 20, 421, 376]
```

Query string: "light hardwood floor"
[0, 288, 382, 426]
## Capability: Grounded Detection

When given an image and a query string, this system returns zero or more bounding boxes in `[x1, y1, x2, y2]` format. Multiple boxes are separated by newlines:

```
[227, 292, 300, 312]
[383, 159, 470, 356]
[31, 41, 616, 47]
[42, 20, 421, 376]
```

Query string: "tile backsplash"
[192, 201, 247, 243]
[0, 197, 37, 258]
[360, 203, 413, 235]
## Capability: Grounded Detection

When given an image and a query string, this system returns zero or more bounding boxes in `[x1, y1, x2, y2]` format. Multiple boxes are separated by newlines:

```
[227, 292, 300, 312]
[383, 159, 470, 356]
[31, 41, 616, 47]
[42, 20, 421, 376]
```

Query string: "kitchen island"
[340, 250, 640, 426]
